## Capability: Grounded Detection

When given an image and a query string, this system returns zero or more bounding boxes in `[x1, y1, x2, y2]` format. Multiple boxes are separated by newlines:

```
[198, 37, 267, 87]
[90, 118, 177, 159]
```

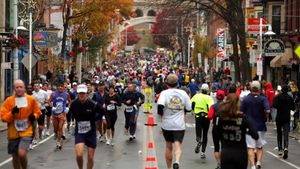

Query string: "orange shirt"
[1, 94, 41, 140]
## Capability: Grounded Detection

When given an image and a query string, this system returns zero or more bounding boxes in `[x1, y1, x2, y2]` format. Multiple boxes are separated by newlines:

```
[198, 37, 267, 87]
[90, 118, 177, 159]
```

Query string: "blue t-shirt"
[240, 94, 270, 131]
[187, 83, 199, 95]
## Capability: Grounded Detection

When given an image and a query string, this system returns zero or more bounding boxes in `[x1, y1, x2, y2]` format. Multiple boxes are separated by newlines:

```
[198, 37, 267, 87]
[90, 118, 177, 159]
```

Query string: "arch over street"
[119, 16, 156, 32]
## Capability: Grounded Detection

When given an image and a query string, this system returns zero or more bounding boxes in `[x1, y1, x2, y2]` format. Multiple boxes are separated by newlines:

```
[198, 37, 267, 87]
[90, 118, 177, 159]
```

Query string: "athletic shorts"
[246, 131, 267, 149]
[162, 129, 185, 143]
[37, 109, 46, 126]
[45, 106, 52, 117]
[8, 137, 32, 155]
[52, 113, 66, 121]
[75, 132, 97, 149]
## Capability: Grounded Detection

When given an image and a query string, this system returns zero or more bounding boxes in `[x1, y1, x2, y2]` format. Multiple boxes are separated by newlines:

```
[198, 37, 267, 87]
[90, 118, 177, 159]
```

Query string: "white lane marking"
[266, 151, 300, 169]
[0, 134, 54, 167]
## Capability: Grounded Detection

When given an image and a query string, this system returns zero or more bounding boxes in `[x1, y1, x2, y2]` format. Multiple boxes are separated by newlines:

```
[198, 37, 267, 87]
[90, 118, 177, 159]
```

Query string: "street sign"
[1, 62, 11, 69]
[256, 57, 263, 76]
[216, 28, 226, 58]
[264, 39, 285, 56]
[295, 45, 300, 59]
[248, 18, 267, 34]
[21, 55, 37, 70]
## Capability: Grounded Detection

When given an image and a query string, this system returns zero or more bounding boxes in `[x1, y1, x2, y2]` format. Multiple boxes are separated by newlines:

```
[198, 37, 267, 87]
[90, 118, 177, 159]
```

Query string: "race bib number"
[14, 119, 28, 132]
[54, 102, 64, 115]
[107, 104, 115, 111]
[78, 121, 91, 134]
[125, 106, 134, 112]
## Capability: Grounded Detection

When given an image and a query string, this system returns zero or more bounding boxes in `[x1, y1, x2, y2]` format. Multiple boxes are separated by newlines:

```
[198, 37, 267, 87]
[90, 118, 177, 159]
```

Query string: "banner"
[33, 31, 60, 48]
[216, 28, 226, 59]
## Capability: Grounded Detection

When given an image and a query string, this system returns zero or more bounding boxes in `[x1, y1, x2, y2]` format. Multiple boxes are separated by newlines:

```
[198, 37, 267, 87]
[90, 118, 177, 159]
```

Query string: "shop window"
[272, 5, 281, 35]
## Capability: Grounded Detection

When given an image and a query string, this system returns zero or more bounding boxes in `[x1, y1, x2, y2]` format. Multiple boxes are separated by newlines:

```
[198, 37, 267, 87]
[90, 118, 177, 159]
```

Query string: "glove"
[29, 114, 36, 122]
[12, 106, 19, 115]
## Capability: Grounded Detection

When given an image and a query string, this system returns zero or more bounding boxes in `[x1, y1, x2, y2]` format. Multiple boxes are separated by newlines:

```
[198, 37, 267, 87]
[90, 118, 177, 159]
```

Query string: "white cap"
[72, 82, 78, 86]
[251, 81, 261, 89]
[77, 84, 88, 93]
[201, 83, 209, 91]
[191, 79, 195, 82]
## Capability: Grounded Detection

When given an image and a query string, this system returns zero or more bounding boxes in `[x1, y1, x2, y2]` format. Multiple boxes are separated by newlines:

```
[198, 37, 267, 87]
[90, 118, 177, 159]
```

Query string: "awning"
[270, 55, 281, 68]
[270, 48, 293, 68]
[281, 48, 293, 66]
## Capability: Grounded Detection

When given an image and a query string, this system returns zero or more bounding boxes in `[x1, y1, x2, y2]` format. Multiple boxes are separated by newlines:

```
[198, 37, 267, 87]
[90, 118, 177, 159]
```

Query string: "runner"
[67, 82, 78, 132]
[273, 84, 295, 159]
[240, 81, 270, 169]
[42, 82, 53, 136]
[191, 83, 214, 159]
[157, 74, 191, 169]
[32, 82, 48, 143]
[69, 84, 99, 169]
[215, 93, 258, 169]
[49, 83, 71, 150]
[1, 80, 41, 169]
[92, 82, 107, 142]
[208, 90, 225, 169]
[122, 84, 140, 140]
[104, 86, 121, 145]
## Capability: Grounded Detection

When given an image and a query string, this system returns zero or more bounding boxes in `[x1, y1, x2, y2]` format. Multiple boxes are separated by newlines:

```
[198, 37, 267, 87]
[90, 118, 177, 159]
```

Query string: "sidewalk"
[0, 121, 7, 132]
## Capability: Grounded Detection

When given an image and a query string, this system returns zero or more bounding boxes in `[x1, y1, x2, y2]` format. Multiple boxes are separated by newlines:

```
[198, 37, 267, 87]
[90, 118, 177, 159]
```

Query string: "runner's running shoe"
[194, 142, 202, 154]
[283, 148, 288, 159]
[200, 152, 206, 159]
[173, 162, 179, 169]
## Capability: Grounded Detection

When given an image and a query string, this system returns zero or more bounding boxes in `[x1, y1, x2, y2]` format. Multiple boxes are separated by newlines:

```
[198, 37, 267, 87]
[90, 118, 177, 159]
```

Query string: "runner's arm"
[157, 104, 164, 116]
[0, 99, 14, 123]
[48, 93, 55, 107]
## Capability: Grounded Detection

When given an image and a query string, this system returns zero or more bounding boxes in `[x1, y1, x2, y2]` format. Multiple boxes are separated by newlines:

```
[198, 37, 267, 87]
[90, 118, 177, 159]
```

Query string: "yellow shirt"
[191, 93, 214, 114]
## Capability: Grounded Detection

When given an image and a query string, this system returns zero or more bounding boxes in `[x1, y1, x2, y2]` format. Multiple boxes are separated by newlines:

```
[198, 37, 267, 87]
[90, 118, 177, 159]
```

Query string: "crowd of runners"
[1, 53, 300, 169]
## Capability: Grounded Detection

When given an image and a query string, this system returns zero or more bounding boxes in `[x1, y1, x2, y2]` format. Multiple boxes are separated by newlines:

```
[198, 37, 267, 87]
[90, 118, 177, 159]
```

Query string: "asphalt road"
[1, 104, 300, 169]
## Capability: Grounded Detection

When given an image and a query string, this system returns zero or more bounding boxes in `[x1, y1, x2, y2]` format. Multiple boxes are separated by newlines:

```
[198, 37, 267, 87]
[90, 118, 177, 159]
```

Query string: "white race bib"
[78, 121, 91, 134]
[107, 104, 115, 111]
[14, 119, 28, 132]
[125, 106, 134, 112]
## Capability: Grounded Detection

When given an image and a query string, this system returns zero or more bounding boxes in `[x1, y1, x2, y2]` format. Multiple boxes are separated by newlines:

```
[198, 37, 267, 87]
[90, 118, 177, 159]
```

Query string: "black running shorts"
[162, 129, 185, 143]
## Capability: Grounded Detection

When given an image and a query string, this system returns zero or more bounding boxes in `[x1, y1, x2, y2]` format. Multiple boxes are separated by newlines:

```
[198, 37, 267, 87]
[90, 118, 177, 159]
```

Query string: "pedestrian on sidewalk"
[157, 74, 191, 169]
[1, 80, 41, 169]
[273, 84, 295, 159]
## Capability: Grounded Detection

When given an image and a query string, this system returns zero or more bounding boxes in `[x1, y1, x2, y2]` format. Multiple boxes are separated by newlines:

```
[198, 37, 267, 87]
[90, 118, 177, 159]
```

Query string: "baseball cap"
[77, 84, 88, 93]
[216, 90, 225, 100]
[201, 83, 209, 91]
[166, 74, 178, 85]
[72, 82, 78, 86]
[251, 81, 261, 90]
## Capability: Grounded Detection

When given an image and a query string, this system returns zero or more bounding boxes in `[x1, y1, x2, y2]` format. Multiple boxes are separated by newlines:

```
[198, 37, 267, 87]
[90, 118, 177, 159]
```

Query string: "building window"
[272, 5, 281, 35]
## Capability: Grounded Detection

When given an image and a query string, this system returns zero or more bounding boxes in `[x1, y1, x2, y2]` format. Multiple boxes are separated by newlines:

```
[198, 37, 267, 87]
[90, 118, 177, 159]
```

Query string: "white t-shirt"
[32, 90, 48, 110]
[240, 90, 250, 101]
[43, 89, 52, 106]
[157, 88, 192, 131]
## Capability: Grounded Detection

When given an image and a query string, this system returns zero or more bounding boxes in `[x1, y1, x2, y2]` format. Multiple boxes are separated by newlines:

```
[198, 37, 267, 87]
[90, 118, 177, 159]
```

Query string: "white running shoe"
[110, 140, 114, 146]
[32, 139, 38, 145]
[106, 139, 111, 145]
[28, 144, 34, 150]
[46, 130, 50, 136]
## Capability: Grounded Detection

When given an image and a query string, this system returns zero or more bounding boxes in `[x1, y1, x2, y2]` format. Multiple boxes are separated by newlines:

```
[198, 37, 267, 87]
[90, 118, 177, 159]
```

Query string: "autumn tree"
[122, 26, 141, 46]
[60, 0, 133, 59]
[153, 0, 250, 82]
[192, 35, 216, 68]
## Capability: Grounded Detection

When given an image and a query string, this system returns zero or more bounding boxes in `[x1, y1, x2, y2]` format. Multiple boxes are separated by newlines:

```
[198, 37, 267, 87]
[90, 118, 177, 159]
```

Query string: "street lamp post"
[258, 18, 276, 81]
[13, 0, 19, 81]
[28, 2, 33, 84]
